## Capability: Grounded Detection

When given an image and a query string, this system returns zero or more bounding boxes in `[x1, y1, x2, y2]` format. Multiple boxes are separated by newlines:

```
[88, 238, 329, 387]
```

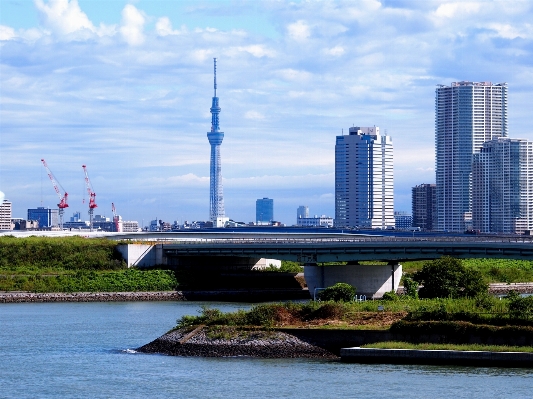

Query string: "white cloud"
[34, 0, 95, 35]
[0, 25, 16, 41]
[155, 17, 187, 36]
[323, 45, 345, 56]
[287, 20, 311, 41]
[244, 111, 265, 120]
[433, 2, 481, 19]
[235, 45, 276, 58]
[120, 4, 145, 45]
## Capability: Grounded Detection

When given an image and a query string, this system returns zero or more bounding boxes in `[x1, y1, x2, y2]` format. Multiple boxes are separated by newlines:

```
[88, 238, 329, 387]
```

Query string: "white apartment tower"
[435, 81, 507, 232]
[472, 138, 533, 234]
[335, 126, 394, 229]
[0, 199, 13, 230]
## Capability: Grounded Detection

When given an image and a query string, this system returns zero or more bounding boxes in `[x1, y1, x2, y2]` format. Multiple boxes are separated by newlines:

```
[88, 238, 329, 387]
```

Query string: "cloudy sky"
[1, 0, 532, 226]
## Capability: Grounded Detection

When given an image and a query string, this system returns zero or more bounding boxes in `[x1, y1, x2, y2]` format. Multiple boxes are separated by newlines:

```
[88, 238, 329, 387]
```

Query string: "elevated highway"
[112, 232, 533, 299]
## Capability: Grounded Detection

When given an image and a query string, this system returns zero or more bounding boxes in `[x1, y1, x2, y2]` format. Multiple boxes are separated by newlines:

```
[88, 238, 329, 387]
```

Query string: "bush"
[414, 256, 488, 299]
[507, 290, 533, 319]
[318, 283, 355, 302]
[382, 291, 399, 301]
[402, 275, 419, 299]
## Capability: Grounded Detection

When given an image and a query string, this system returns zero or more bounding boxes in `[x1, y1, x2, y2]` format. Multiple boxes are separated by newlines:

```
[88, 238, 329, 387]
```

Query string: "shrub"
[414, 256, 488, 299]
[318, 282, 355, 302]
[507, 290, 533, 320]
[402, 275, 419, 298]
[382, 291, 400, 301]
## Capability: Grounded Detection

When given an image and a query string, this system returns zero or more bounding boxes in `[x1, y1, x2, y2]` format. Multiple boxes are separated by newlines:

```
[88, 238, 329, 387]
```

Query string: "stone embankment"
[488, 283, 533, 295]
[0, 291, 185, 303]
[137, 326, 337, 359]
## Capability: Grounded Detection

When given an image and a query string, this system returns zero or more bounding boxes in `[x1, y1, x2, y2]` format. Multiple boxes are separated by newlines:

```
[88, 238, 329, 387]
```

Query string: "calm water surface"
[1, 301, 532, 399]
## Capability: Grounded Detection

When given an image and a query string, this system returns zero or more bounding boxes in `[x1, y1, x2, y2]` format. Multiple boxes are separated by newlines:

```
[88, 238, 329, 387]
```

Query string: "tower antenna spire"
[214, 57, 217, 97]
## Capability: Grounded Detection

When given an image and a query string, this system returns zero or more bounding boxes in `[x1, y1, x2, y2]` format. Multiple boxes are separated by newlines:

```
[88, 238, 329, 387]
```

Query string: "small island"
[138, 258, 533, 367]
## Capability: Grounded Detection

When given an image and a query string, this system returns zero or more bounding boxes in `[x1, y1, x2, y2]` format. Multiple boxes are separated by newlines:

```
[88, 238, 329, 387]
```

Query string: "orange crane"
[41, 159, 69, 230]
[111, 202, 122, 232]
[82, 164, 97, 231]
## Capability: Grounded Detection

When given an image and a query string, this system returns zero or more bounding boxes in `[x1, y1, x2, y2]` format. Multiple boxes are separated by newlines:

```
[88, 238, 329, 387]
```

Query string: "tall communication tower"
[207, 58, 226, 225]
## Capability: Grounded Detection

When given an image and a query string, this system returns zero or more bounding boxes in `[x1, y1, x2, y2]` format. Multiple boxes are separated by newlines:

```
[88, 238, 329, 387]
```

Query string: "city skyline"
[1, 1, 533, 225]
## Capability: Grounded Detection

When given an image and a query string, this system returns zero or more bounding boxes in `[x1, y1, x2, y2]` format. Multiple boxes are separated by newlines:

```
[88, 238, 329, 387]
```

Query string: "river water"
[0, 301, 532, 399]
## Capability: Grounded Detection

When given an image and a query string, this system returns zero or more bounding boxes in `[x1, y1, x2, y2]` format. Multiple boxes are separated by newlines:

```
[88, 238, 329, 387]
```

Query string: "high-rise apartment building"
[435, 81, 507, 231]
[256, 198, 274, 224]
[207, 58, 227, 227]
[335, 126, 394, 229]
[412, 183, 436, 230]
[472, 138, 533, 234]
[0, 199, 13, 230]
[297, 205, 309, 221]
[27, 207, 58, 228]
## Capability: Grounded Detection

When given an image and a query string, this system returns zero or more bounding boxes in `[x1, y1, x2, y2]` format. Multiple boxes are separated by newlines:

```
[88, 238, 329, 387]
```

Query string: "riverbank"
[0, 291, 185, 303]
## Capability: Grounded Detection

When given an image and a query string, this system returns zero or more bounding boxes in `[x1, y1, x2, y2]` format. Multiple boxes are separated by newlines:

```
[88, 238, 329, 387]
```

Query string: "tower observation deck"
[207, 58, 226, 225]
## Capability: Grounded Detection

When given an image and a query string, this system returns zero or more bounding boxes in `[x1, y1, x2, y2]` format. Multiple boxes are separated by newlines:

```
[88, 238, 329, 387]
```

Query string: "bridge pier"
[304, 262, 402, 299]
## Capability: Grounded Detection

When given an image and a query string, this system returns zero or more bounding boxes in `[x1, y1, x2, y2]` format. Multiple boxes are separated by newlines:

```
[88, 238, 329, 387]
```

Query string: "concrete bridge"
[114, 232, 533, 299]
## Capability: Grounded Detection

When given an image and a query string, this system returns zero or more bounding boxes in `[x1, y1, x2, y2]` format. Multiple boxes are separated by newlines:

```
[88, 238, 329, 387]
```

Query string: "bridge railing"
[118, 236, 533, 245]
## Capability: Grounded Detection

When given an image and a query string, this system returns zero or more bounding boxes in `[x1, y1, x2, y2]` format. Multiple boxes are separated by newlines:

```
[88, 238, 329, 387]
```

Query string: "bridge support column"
[304, 262, 402, 299]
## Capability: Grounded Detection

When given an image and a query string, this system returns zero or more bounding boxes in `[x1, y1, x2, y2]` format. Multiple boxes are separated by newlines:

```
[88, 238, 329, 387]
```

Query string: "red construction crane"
[82, 164, 97, 231]
[111, 202, 122, 233]
[41, 159, 69, 230]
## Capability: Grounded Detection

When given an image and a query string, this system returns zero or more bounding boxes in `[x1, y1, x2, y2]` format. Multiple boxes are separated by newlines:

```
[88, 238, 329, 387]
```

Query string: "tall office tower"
[335, 126, 394, 229]
[27, 207, 58, 228]
[256, 198, 274, 224]
[472, 138, 533, 234]
[435, 81, 507, 232]
[412, 183, 437, 230]
[0, 199, 13, 230]
[297, 205, 309, 220]
[207, 58, 226, 227]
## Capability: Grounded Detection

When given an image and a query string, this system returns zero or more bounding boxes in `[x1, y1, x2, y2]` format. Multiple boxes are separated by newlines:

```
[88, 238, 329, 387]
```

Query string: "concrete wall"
[117, 244, 280, 271]
[116, 244, 166, 267]
[304, 263, 402, 299]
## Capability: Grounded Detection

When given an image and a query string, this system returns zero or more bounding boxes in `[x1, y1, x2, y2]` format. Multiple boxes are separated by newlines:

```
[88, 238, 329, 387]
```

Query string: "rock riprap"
[137, 326, 337, 359]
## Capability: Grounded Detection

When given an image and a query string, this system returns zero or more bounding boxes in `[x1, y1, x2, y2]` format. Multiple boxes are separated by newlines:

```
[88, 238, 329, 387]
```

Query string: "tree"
[318, 282, 355, 302]
[414, 256, 488, 299]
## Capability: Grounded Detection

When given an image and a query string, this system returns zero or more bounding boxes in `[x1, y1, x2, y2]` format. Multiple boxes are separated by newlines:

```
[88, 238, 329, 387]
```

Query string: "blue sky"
[1, 0, 532, 226]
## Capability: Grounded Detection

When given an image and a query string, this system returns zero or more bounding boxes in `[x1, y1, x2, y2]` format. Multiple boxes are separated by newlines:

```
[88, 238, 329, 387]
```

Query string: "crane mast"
[111, 202, 122, 232]
[82, 165, 98, 231]
[41, 159, 69, 230]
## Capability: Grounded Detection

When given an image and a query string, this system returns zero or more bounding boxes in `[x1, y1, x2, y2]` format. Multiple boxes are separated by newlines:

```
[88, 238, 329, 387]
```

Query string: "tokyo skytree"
[207, 58, 225, 224]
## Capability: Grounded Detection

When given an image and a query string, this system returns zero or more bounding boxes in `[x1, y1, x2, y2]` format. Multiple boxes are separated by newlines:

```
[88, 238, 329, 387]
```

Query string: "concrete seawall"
[340, 347, 533, 367]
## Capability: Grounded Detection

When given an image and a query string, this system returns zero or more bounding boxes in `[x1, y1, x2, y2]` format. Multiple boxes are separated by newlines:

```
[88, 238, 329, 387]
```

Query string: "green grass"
[401, 259, 533, 284]
[0, 236, 125, 272]
[0, 269, 178, 292]
[361, 341, 533, 352]
[175, 297, 533, 329]
[0, 236, 178, 292]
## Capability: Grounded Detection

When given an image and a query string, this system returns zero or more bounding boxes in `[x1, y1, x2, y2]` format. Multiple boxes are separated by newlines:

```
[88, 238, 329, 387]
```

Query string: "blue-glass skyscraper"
[256, 198, 274, 224]
[207, 58, 226, 225]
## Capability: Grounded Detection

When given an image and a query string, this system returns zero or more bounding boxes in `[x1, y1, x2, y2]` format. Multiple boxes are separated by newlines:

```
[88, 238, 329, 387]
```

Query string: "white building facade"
[335, 126, 394, 229]
[297, 215, 333, 228]
[0, 199, 13, 230]
[435, 81, 507, 232]
[472, 137, 533, 234]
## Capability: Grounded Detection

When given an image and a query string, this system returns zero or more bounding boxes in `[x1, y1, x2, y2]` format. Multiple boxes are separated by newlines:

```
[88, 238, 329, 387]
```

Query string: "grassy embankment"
[175, 298, 533, 351]
[0, 236, 177, 292]
[360, 342, 533, 353]
[265, 259, 533, 284]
